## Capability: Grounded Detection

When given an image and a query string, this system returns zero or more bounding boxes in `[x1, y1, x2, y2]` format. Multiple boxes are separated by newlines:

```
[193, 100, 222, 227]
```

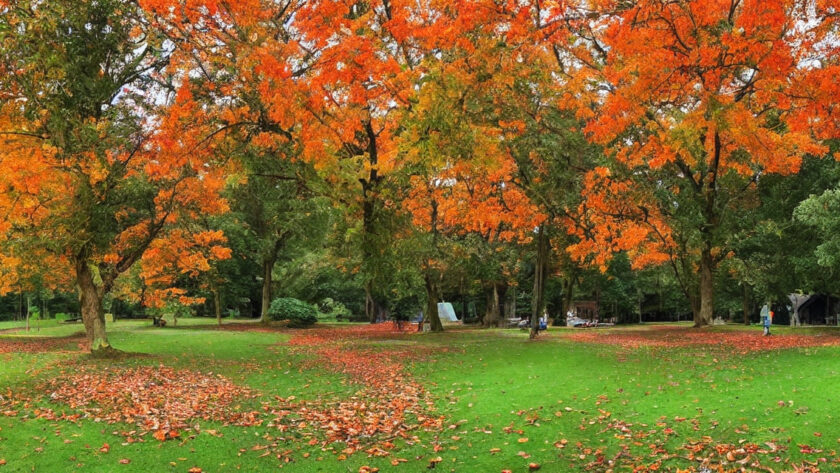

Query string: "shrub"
[317, 298, 352, 321]
[268, 298, 317, 328]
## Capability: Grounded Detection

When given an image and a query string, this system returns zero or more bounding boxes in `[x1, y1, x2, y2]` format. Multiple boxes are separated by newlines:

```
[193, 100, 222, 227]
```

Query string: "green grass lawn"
[1, 321, 839, 472]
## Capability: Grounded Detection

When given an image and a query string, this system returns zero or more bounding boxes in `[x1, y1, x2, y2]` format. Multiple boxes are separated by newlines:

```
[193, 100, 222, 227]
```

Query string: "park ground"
[1, 320, 840, 472]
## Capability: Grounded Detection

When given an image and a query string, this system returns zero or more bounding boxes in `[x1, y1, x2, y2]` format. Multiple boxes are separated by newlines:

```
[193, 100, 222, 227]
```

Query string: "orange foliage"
[546, 0, 840, 270]
[137, 229, 232, 308]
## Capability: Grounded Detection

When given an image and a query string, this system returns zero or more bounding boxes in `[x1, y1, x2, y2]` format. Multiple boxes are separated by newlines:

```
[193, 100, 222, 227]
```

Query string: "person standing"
[760, 304, 772, 336]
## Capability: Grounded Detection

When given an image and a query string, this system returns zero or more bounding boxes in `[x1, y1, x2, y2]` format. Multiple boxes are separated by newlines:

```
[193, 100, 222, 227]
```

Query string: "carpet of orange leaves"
[565, 326, 840, 354]
[270, 323, 445, 456]
[33, 365, 261, 441]
[0, 334, 87, 353]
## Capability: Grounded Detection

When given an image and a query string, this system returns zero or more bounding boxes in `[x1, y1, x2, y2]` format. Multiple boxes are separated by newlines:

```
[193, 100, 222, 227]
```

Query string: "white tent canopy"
[437, 302, 459, 322]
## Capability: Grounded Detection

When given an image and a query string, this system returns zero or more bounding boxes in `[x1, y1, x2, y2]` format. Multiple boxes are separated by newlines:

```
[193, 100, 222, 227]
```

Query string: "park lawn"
[0, 322, 838, 472]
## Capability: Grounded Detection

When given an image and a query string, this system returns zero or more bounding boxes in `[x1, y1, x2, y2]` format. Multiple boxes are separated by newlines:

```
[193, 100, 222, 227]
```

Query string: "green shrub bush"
[317, 298, 352, 321]
[268, 298, 318, 328]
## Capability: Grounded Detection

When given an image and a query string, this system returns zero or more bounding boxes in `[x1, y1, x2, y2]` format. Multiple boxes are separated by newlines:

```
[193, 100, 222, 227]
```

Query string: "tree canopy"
[1, 0, 839, 352]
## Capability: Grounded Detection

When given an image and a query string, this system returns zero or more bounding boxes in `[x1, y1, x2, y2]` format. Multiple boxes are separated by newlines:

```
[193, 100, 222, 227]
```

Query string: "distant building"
[570, 300, 599, 320]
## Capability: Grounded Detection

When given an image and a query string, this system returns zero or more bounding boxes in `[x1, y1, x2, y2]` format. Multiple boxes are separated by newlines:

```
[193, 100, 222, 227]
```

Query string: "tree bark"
[423, 275, 444, 332]
[695, 245, 715, 327]
[260, 256, 275, 324]
[75, 259, 112, 355]
[530, 225, 549, 339]
[260, 258, 275, 324]
[365, 281, 376, 323]
[483, 283, 506, 327]
[360, 119, 382, 325]
[560, 276, 576, 326]
[259, 236, 287, 324]
[214, 287, 222, 326]
[742, 284, 750, 325]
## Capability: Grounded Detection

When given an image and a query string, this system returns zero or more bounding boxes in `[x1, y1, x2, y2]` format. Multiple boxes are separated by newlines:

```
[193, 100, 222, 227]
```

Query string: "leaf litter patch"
[0, 334, 87, 354]
[566, 326, 840, 354]
[269, 323, 447, 460]
[493, 394, 839, 473]
[32, 365, 262, 442]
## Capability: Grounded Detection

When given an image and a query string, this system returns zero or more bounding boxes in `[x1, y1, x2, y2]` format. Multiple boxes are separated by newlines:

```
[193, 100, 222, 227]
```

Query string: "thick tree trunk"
[365, 281, 376, 323]
[424, 275, 444, 332]
[689, 291, 700, 322]
[260, 257, 274, 324]
[483, 283, 506, 327]
[75, 259, 112, 355]
[695, 246, 714, 327]
[530, 225, 549, 339]
[360, 120, 382, 325]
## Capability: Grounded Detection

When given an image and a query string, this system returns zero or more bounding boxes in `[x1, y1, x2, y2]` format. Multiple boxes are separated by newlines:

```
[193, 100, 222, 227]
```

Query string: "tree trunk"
[25, 294, 30, 332]
[424, 275, 444, 332]
[742, 284, 750, 325]
[638, 288, 643, 324]
[530, 225, 549, 339]
[214, 287, 222, 326]
[75, 259, 112, 355]
[365, 281, 376, 323]
[560, 276, 576, 326]
[460, 278, 468, 322]
[260, 257, 275, 324]
[695, 246, 714, 327]
[483, 283, 502, 327]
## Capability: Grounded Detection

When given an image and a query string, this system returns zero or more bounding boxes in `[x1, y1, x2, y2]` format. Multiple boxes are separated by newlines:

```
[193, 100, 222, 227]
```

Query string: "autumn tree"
[0, 0, 228, 354]
[543, 0, 840, 326]
[398, 66, 542, 330]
